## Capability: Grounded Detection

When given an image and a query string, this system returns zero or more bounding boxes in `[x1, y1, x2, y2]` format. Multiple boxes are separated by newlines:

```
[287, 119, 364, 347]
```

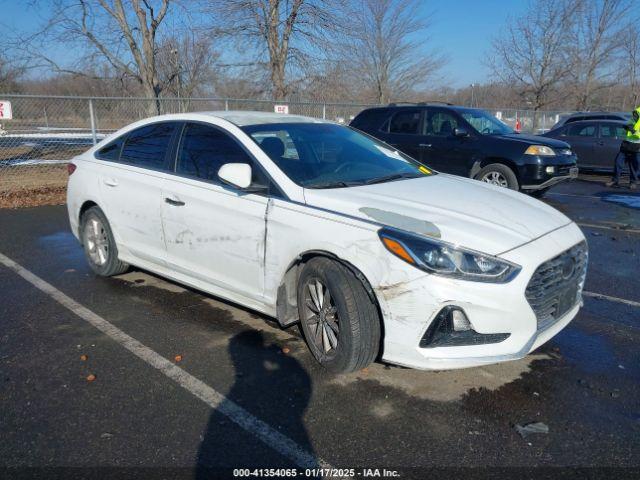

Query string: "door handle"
[419, 143, 432, 148]
[165, 197, 185, 207]
[103, 178, 118, 187]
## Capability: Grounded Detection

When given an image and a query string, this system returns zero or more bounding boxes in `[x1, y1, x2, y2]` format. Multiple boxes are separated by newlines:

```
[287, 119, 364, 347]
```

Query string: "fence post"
[322, 103, 326, 120]
[88, 98, 97, 145]
[225, 99, 229, 111]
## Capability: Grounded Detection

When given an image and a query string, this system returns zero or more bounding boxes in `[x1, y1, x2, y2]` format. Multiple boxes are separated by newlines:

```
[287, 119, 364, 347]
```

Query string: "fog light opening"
[545, 166, 556, 174]
[419, 306, 510, 348]
[451, 309, 471, 332]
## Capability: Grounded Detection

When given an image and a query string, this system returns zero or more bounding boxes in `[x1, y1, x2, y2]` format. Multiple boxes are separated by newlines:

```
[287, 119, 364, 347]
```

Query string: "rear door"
[597, 122, 626, 170]
[97, 121, 179, 266]
[161, 122, 272, 300]
[562, 123, 598, 168]
[383, 109, 424, 160]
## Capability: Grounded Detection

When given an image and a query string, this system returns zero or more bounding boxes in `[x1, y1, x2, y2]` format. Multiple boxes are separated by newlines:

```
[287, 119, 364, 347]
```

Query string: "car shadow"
[195, 330, 316, 475]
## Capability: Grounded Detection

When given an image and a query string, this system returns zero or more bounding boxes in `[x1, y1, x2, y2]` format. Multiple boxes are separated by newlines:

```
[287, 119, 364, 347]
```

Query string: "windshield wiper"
[305, 180, 359, 189]
[364, 172, 422, 185]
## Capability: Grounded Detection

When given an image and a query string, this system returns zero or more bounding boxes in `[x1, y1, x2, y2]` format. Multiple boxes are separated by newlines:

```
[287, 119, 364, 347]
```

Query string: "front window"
[242, 123, 433, 189]
[459, 109, 513, 135]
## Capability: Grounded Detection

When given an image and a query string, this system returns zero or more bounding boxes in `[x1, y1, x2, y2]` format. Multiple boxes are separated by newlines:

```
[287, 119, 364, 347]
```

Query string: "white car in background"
[66, 112, 588, 373]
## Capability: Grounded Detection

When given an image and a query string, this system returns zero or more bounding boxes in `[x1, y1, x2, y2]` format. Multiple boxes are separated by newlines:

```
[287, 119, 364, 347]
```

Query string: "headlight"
[379, 228, 520, 283]
[525, 145, 556, 156]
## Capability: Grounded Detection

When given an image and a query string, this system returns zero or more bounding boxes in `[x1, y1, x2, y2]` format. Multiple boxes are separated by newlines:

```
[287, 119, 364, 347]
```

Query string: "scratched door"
[161, 122, 269, 299]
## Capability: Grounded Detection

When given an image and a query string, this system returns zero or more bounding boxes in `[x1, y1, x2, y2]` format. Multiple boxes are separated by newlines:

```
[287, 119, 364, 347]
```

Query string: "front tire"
[297, 258, 380, 373]
[475, 163, 519, 190]
[80, 206, 129, 277]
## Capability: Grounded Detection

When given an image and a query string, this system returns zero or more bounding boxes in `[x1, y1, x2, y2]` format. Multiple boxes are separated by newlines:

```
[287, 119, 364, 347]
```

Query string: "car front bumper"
[519, 154, 578, 190]
[375, 222, 586, 370]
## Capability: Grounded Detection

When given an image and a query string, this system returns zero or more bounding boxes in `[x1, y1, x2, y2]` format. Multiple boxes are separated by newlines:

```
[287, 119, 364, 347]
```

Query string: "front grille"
[525, 242, 588, 330]
[557, 149, 573, 156]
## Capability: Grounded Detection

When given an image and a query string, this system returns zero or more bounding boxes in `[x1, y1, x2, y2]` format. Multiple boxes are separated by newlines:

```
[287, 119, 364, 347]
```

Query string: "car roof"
[565, 111, 629, 117]
[195, 111, 329, 126]
[135, 111, 331, 127]
[565, 119, 628, 124]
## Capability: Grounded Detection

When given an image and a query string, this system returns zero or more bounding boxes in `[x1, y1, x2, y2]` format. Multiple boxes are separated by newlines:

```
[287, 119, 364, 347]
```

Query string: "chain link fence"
[0, 93, 573, 207]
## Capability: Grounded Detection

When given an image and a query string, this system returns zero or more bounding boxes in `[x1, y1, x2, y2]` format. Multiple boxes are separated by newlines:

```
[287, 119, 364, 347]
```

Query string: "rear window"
[567, 124, 597, 137]
[120, 122, 176, 170]
[600, 124, 626, 139]
[350, 109, 392, 131]
[389, 110, 421, 134]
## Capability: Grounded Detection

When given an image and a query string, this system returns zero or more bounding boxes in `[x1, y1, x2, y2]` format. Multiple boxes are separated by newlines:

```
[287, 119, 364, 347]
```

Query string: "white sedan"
[66, 111, 588, 373]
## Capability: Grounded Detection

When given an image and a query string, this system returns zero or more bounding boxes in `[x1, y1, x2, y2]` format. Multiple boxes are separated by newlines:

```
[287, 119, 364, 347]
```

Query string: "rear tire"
[475, 163, 519, 190]
[80, 206, 129, 277]
[297, 257, 380, 373]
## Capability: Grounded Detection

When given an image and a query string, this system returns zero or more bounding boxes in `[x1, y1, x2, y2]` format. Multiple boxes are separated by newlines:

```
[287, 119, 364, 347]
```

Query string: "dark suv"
[350, 103, 578, 196]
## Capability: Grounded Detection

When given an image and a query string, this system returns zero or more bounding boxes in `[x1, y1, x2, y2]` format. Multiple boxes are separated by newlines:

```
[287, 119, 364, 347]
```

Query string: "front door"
[161, 122, 269, 300]
[422, 108, 474, 176]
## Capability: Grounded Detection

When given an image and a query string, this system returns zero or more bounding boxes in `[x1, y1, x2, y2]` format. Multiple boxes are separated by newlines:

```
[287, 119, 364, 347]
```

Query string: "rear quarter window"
[95, 137, 124, 161]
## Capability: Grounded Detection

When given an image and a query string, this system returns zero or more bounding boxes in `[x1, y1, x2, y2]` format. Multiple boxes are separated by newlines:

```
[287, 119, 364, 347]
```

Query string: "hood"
[497, 133, 570, 149]
[303, 174, 572, 256]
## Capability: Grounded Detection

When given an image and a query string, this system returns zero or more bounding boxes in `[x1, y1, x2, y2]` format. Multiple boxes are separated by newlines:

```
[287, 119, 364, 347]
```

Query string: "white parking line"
[0, 252, 330, 470]
[577, 222, 640, 234]
[583, 291, 640, 308]
[548, 192, 601, 200]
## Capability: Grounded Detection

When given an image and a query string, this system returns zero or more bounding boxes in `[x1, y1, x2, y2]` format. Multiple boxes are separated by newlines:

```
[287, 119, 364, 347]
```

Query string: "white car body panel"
[304, 173, 571, 256]
[161, 176, 268, 300]
[67, 111, 587, 370]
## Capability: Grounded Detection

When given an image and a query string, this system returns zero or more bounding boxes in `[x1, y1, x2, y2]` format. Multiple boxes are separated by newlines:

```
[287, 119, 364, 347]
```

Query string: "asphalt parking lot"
[0, 176, 639, 478]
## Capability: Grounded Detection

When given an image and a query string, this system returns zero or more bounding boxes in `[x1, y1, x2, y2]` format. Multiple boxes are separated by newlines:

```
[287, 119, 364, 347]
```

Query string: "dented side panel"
[161, 176, 269, 302]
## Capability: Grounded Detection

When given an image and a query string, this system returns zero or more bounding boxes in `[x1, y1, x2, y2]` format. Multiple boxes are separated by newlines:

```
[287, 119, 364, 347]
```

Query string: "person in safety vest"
[606, 106, 640, 189]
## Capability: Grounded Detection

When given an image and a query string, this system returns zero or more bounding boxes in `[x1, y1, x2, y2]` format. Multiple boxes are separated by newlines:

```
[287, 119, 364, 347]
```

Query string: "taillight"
[67, 163, 77, 175]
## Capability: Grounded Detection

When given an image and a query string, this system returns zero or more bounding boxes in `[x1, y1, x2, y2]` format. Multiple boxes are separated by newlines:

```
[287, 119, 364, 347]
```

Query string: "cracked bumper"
[376, 222, 585, 370]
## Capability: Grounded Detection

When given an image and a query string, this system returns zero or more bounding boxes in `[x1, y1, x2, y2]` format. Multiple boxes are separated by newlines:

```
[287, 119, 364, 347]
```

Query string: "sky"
[0, 0, 530, 87]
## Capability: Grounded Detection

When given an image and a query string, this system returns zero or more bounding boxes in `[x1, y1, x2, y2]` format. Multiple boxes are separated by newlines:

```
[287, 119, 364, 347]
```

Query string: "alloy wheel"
[480, 171, 509, 188]
[84, 216, 109, 266]
[303, 279, 340, 355]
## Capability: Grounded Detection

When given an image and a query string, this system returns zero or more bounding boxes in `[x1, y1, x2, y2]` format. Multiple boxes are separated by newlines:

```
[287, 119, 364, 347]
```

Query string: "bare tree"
[209, 0, 335, 100]
[333, 0, 445, 104]
[617, 22, 640, 109]
[569, 0, 630, 110]
[0, 55, 24, 93]
[157, 32, 219, 100]
[487, 0, 574, 128]
[18, 0, 181, 113]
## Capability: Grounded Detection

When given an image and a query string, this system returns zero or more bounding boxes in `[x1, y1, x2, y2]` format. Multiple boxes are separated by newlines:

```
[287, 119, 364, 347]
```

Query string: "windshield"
[460, 109, 514, 135]
[242, 123, 433, 188]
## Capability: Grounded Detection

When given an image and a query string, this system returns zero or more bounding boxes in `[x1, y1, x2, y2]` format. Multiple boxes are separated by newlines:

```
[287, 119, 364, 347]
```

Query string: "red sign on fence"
[0, 101, 12, 120]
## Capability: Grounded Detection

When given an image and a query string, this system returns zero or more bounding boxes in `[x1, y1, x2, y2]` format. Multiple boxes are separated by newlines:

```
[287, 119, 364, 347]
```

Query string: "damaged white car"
[67, 112, 588, 373]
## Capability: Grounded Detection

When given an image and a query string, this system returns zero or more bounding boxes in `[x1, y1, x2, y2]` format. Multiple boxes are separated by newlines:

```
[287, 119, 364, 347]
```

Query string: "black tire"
[80, 206, 129, 277]
[297, 257, 380, 373]
[475, 163, 519, 190]
[529, 187, 550, 199]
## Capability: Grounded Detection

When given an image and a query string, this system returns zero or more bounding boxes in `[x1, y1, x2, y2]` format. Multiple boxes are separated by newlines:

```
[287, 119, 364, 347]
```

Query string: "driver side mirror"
[453, 127, 470, 137]
[218, 163, 252, 189]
